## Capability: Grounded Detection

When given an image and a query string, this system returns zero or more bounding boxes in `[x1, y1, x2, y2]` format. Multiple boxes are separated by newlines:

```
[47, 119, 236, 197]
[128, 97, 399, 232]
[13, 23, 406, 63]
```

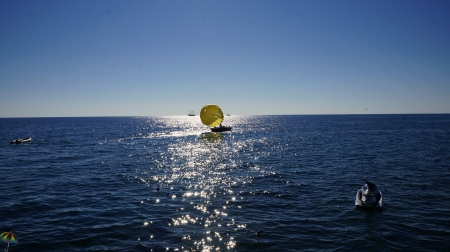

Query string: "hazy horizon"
[2, 112, 450, 119]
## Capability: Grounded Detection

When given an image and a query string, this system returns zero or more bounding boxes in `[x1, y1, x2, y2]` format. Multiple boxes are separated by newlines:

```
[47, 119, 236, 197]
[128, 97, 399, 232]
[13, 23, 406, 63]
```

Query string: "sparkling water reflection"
[120, 115, 306, 251]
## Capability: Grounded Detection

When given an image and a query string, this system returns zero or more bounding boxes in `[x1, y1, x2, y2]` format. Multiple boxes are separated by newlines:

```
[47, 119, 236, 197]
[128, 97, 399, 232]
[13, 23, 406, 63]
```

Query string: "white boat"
[10, 137, 32, 144]
[355, 180, 383, 210]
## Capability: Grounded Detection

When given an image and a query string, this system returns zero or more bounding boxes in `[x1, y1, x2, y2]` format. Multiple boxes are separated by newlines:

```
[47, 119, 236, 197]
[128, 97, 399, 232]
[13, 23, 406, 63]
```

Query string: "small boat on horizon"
[188, 110, 195, 116]
[10, 137, 32, 144]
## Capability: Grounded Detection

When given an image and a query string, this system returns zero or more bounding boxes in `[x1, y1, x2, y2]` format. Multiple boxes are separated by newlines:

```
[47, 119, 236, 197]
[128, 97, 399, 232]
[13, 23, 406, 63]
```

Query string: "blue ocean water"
[1, 115, 449, 251]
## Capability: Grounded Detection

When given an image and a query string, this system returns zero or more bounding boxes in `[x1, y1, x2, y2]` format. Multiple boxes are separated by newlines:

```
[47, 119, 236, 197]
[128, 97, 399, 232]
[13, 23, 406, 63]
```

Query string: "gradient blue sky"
[1, 0, 449, 117]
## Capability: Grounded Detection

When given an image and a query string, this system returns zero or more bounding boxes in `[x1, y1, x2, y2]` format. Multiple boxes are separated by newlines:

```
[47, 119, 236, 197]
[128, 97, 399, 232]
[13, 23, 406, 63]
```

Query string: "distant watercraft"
[188, 110, 195, 116]
[211, 126, 232, 132]
[226, 113, 230, 116]
[10, 137, 32, 144]
[355, 180, 383, 211]
[200, 104, 232, 132]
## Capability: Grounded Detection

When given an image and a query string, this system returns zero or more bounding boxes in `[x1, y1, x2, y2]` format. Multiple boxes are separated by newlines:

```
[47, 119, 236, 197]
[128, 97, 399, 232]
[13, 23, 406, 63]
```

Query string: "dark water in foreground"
[1, 115, 449, 251]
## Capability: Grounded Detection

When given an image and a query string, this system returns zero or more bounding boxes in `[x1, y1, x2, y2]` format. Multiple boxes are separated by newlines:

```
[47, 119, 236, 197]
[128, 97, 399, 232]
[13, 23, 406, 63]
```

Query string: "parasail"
[200, 104, 224, 127]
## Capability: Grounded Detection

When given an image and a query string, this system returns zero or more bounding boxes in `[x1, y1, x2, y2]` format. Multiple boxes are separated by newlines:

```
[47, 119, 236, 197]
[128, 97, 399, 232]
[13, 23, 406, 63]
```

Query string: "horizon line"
[1, 113, 449, 119]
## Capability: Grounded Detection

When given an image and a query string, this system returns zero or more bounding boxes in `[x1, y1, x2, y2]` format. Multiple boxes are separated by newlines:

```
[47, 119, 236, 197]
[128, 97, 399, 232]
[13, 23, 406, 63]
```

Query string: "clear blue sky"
[1, 0, 449, 117]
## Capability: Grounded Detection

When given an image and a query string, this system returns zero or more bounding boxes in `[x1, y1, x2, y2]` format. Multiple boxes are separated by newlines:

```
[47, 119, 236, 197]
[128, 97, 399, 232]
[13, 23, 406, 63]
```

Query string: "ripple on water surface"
[1, 115, 450, 251]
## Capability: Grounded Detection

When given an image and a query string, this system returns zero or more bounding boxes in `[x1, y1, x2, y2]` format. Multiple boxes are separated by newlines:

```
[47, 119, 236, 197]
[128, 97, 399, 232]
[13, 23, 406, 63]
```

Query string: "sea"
[1, 115, 449, 252]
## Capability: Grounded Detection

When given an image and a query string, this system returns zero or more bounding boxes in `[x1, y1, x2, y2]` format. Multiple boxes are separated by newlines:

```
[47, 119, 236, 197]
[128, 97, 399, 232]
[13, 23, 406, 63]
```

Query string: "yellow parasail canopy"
[200, 104, 224, 127]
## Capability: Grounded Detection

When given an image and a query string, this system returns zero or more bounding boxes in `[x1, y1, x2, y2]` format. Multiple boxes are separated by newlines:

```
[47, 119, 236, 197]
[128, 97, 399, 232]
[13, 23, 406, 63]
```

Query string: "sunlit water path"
[1, 115, 449, 251]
